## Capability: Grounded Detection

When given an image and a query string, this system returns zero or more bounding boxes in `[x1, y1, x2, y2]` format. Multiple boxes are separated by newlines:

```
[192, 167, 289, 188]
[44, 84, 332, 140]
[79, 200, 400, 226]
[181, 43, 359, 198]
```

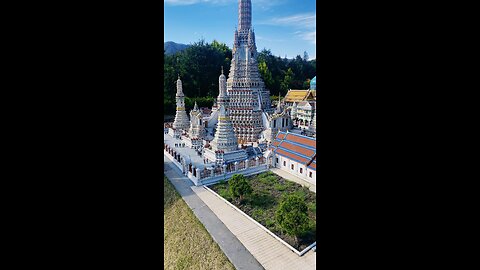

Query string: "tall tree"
[280, 68, 294, 95]
[258, 61, 274, 91]
[303, 51, 309, 62]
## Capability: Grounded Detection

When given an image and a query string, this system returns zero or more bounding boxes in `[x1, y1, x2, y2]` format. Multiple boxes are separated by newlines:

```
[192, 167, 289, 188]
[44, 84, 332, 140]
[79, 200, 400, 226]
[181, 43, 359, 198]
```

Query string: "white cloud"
[259, 12, 315, 28]
[302, 31, 316, 45]
[258, 13, 316, 45]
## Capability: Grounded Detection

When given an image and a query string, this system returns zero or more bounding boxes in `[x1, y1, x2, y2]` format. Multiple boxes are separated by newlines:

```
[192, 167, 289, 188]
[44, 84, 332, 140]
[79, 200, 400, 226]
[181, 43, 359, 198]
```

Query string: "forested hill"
[164, 39, 316, 115]
[164, 41, 190, 55]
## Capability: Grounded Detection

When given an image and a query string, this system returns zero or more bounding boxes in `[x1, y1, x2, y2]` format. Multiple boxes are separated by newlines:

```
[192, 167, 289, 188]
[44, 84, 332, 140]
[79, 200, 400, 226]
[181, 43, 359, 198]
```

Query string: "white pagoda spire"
[238, 0, 252, 31]
[172, 75, 190, 131]
[217, 66, 229, 108]
[211, 105, 238, 152]
[275, 94, 282, 113]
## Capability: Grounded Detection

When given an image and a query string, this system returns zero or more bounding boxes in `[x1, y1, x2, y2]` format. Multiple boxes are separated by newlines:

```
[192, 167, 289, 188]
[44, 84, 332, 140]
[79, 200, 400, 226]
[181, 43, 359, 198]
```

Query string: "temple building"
[267, 131, 317, 185]
[226, 0, 272, 144]
[283, 89, 316, 108]
[261, 95, 293, 144]
[296, 101, 314, 128]
[163, 0, 314, 187]
[188, 101, 206, 140]
[172, 75, 190, 135]
[309, 109, 316, 136]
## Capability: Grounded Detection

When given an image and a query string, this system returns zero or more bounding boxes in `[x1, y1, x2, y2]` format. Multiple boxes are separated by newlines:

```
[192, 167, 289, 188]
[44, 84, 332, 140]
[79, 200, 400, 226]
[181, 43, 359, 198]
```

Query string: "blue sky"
[164, 0, 316, 59]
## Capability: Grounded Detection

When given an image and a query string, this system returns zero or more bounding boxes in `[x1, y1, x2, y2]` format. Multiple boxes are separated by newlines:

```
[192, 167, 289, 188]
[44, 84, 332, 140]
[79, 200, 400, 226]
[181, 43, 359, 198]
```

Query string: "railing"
[200, 164, 268, 186]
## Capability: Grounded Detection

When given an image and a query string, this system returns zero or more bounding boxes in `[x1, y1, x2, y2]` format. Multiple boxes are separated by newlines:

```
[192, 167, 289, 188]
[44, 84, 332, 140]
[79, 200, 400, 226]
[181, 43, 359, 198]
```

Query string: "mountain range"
[164, 41, 190, 55]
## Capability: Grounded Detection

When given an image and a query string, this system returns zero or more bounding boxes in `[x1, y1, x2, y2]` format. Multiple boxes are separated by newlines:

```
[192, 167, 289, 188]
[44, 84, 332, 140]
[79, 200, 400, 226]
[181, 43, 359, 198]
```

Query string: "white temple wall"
[274, 154, 316, 184]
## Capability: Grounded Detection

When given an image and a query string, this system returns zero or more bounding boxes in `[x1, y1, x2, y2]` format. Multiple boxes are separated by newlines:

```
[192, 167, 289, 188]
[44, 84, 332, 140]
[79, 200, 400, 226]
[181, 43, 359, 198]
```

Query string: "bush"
[265, 218, 275, 229]
[307, 202, 316, 212]
[229, 174, 252, 204]
[274, 183, 286, 191]
[252, 209, 264, 221]
[275, 194, 309, 244]
[292, 190, 306, 200]
[218, 188, 232, 201]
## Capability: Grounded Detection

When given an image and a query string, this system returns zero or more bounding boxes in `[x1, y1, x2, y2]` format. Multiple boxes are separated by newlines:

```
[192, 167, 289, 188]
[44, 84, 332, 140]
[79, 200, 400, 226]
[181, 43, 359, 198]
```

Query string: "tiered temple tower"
[210, 104, 238, 152]
[227, 0, 272, 144]
[172, 75, 190, 131]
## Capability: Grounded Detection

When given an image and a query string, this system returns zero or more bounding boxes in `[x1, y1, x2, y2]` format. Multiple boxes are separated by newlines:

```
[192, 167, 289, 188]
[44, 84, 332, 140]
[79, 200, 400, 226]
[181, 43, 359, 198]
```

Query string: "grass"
[210, 171, 316, 251]
[164, 176, 235, 270]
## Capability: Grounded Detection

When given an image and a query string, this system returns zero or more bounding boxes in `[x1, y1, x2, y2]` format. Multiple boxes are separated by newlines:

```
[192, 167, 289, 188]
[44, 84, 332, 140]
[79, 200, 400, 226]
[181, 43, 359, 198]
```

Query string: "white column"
[245, 159, 249, 169]
[196, 168, 201, 179]
[234, 162, 239, 171]
[255, 157, 259, 167]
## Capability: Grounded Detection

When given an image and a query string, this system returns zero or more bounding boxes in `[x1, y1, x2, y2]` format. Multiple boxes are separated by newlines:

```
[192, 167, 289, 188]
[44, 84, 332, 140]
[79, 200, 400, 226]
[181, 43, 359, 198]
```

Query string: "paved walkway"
[164, 155, 264, 270]
[270, 168, 316, 193]
[192, 186, 316, 270]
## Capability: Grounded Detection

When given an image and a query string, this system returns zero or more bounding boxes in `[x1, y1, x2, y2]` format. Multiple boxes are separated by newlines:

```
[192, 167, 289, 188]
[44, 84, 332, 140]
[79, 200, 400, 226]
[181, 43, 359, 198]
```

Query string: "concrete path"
[192, 186, 316, 270]
[270, 168, 316, 193]
[164, 155, 264, 270]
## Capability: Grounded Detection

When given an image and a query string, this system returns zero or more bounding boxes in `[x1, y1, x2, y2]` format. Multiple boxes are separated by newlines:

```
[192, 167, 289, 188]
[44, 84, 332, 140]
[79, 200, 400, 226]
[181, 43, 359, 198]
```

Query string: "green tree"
[228, 174, 252, 204]
[303, 78, 311, 89]
[258, 61, 274, 91]
[275, 194, 309, 245]
[163, 41, 316, 115]
[280, 68, 294, 95]
[303, 51, 309, 62]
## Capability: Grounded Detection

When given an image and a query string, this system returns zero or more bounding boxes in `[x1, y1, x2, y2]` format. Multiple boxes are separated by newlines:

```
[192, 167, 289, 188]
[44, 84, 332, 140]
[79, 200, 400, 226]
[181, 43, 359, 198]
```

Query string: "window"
[276, 158, 279, 164]
[283, 161, 286, 166]
[291, 164, 294, 170]
[309, 172, 312, 178]
[300, 168, 303, 174]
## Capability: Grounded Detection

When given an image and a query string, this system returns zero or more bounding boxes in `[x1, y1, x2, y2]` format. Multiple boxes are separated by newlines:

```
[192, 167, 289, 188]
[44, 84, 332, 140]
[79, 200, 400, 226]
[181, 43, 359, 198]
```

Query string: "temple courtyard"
[164, 155, 316, 270]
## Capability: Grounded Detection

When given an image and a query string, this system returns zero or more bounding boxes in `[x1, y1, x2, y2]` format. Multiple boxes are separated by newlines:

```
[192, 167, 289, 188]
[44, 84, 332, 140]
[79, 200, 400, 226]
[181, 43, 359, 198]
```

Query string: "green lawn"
[210, 171, 316, 251]
[164, 176, 235, 270]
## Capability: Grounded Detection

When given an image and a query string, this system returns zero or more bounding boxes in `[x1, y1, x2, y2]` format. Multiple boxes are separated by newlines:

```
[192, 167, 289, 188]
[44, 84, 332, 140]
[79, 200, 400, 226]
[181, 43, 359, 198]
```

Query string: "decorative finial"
[221, 66, 224, 74]
[177, 74, 180, 80]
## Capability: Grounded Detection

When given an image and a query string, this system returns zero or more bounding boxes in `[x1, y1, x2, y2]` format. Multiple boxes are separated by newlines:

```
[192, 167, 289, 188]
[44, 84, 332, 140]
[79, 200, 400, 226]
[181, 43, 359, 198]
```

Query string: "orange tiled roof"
[269, 131, 317, 171]
[276, 149, 309, 164]
[285, 133, 316, 148]
[281, 141, 315, 157]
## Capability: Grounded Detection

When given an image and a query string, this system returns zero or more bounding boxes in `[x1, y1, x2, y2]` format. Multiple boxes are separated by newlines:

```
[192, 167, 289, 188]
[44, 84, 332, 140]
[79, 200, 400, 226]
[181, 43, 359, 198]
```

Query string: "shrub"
[292, 190, 306, 200]
[275, 194, 309, 244]
[218, 188, 232, 201]
[265, 218, 275, 228]
[229, 174, 253, 204]
[252, 209, 264, 221]
[307, 202, 316, 212]
[274, 183, 286, 191]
